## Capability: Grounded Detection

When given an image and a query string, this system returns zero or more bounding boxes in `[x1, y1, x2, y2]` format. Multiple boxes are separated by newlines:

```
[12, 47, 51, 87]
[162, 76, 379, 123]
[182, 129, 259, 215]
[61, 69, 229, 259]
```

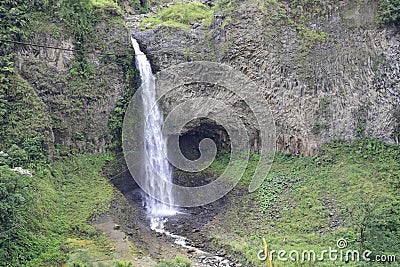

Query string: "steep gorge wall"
[13, 20, 133, 155]
[134, 0, 400, 155]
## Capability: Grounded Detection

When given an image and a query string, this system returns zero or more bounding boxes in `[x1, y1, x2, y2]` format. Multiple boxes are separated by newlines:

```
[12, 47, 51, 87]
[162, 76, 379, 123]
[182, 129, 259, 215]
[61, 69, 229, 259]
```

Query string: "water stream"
[131, 37, 178, 218]
[131, 35, 202, 254]
[131, 37, 235, 267]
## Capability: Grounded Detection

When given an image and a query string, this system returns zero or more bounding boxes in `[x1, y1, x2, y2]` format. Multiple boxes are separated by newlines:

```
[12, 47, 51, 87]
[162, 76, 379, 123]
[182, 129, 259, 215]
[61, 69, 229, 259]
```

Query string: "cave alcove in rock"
[165, 118, 232, 187]
[172, 118, 231, 160]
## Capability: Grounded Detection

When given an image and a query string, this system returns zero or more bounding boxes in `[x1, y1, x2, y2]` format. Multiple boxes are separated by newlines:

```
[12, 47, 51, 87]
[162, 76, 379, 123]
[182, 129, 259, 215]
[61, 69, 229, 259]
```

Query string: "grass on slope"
[91, 0, 120, 10]
[0, 153, 131, 266]
[205, 139, 399, 266]
[30, 153, 116, 266]
[139, 1, 213, 30]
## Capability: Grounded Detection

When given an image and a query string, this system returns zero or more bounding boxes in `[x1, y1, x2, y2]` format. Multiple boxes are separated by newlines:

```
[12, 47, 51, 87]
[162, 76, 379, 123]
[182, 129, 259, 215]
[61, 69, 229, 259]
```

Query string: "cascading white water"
[129, 39, 239, 266]
[131, 37, 178, 218]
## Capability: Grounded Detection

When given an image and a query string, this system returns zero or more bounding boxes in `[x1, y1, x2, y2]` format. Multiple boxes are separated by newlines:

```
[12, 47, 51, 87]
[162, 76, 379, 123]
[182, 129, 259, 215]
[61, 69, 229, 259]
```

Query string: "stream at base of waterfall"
[130, 37, 237, 267]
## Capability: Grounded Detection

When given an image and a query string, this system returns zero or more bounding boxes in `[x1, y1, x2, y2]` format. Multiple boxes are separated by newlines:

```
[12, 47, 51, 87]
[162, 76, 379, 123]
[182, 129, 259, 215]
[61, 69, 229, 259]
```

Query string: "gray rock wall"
[134, 0, 399, 155]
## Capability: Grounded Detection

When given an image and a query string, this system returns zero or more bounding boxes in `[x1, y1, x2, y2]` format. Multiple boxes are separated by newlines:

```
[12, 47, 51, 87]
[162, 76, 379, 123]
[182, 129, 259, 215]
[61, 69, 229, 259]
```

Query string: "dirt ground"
[91, 184, 243, 267]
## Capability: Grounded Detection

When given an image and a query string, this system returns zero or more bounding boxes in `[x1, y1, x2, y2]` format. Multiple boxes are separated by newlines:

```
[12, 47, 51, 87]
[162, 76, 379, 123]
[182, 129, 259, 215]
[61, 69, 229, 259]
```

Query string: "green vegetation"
[262, 0, 328, 49]
[377, 0, 400, 25]
[1, 0, 137, 156]
[139, 2, 213, 30]
[293, 22, 328, 48]
[206, 139, 399, 266]
[156, 255, 192, 267]
[54, 0, 120, 78]
[91, 0, 121, 10]
[0, 0, 131, 154]
[0, 1, 143, 263]
[213, 0, 239, 18]
[108, 64, 138, 150]
[0, 153, 119, 266]
[0, 1, 52, 153]
[139, 3, 150, 14]
[0, 166, 32, 264]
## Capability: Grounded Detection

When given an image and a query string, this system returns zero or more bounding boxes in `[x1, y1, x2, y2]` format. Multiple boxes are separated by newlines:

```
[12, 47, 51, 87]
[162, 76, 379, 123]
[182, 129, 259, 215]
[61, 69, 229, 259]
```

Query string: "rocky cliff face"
[14, 20, 133, 155]
[133, 0, 400, 155]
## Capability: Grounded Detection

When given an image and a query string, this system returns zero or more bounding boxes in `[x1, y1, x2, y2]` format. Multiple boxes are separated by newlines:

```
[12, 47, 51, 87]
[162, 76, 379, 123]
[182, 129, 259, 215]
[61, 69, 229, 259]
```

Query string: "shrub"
[0, 167, 33, 265]
[140, 2, 213, 30]
[377, 0, 400, 25]
[91, 0, 120, 10]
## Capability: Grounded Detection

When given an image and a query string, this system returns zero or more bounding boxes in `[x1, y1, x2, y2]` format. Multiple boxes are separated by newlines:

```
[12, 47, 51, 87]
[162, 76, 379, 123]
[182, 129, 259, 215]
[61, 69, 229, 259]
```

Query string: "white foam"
[131, 37, 178, 216]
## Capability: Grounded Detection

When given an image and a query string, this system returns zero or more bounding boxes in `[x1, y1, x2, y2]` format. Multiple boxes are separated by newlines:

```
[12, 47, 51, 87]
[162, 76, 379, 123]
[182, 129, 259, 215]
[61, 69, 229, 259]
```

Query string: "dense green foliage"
[0, 1, 141, 265]
[42, 0, 121, 78]
[140, 2, 213, 30]
[0, 1, 51, 152]
[91, 0, 121, 9]
[206, 139, 399, 266]
[0, 167, 32, 263]
[377, 0, 400, 25]
[0, 153, 116, 266]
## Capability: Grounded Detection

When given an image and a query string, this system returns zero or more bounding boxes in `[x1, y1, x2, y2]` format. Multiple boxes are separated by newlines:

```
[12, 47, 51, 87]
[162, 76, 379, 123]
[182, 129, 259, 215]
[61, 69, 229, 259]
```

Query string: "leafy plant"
[139, 2, 213, 30]
[377, 0, 400, 25]
[91, 0, 121, 10]
[139, 2, 149, 14]
[108, 85, 137, 150]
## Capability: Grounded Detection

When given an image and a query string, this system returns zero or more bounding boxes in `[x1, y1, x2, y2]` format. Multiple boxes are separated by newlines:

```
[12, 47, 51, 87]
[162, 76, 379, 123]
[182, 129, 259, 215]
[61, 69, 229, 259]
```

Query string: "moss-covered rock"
[13, 13, 135, 156]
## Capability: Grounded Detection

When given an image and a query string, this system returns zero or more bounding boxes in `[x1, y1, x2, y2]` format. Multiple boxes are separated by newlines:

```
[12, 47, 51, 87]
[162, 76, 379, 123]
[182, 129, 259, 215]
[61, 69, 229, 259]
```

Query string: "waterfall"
[131, 37, 178, 218]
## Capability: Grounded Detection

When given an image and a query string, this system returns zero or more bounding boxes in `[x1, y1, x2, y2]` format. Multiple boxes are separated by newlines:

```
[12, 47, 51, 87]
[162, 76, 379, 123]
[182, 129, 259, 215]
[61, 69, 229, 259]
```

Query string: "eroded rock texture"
[134, 0, 400, 155]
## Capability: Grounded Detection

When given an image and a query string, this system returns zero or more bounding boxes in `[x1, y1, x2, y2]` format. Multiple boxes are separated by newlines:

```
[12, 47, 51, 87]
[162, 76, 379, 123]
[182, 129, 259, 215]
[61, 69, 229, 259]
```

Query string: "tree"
[0, 166, 33, 263]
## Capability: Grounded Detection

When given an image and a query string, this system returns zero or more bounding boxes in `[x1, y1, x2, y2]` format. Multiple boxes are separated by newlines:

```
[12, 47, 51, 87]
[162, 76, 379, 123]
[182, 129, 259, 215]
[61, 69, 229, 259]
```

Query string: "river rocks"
[187, 248, 197, 253]
[197, 255, 234, 267]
